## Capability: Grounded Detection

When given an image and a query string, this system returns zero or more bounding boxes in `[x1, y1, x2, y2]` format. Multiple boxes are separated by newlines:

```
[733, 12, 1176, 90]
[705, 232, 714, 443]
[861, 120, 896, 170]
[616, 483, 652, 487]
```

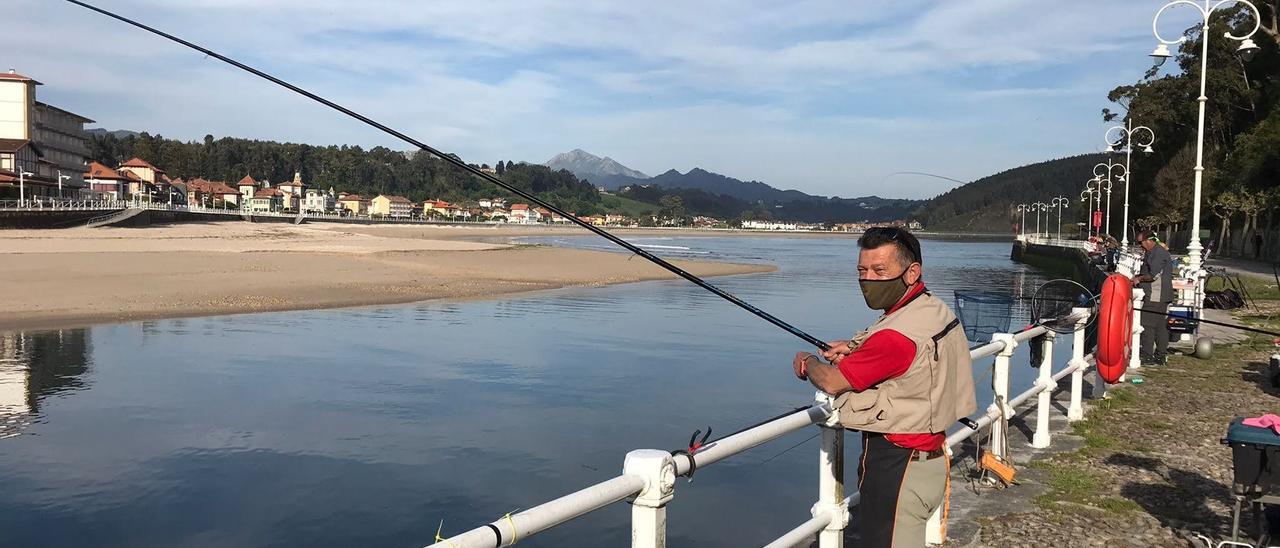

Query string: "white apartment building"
[0, 70, 93, 198]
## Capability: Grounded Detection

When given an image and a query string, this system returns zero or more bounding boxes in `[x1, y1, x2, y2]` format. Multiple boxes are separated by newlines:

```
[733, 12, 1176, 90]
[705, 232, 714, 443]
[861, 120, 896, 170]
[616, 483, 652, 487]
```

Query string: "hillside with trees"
[913, 2, 1279, 248]
[89, 133, 605, 215]
[910, 153, 1106, 233]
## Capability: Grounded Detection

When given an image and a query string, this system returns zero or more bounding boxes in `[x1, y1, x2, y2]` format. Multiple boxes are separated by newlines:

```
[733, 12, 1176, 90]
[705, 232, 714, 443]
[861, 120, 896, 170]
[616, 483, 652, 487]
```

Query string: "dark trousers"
[857, 432, 947, 548]
[1139, 301, 1169, 360]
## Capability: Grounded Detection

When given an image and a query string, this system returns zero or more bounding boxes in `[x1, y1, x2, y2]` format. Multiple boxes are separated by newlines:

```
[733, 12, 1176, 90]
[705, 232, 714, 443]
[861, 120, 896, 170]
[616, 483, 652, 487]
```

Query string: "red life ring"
[1096, 273, 1133, 383]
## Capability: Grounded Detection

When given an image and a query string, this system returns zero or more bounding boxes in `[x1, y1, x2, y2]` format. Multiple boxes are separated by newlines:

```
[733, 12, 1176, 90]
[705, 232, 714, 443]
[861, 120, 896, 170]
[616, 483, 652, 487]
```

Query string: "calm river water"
[0, 236, 1070, 547]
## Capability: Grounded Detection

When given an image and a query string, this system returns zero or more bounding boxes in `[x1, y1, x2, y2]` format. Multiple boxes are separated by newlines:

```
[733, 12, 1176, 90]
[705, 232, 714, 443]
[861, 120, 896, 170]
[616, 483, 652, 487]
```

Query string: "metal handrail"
[429, 309, 1125, 548]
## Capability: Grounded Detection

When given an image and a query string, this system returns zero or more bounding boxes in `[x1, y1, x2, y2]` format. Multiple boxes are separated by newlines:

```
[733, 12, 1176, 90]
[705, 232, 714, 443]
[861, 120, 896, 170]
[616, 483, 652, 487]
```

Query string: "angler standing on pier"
[1133, 230, 1173, 365]
[791, 227, 975, 547]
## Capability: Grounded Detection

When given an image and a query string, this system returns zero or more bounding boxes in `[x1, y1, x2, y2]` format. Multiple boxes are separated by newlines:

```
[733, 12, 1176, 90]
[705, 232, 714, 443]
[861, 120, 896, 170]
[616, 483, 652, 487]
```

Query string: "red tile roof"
[0, 71, 39, 84]
[510, 203, 529, 210]
[386, 195, 412, 203]
[120, 170, 142, 182]
[187, 179, 240, 195]
[237, 175, 256, 187]
[84, 161, 127, 180]
[120, 157, 165, 173]
[254, 187, 284, 197]
[339, 194, 366, 202]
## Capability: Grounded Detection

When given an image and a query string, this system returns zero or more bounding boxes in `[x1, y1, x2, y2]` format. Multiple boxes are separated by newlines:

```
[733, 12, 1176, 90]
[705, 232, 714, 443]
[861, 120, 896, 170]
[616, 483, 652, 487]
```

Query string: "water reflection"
[0, 330, 91, 438]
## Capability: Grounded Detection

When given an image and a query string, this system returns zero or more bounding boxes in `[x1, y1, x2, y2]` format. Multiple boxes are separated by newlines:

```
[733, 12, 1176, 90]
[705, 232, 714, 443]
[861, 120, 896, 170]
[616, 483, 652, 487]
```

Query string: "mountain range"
[546, 149, 648, 181]
[545, 149, 921, 222]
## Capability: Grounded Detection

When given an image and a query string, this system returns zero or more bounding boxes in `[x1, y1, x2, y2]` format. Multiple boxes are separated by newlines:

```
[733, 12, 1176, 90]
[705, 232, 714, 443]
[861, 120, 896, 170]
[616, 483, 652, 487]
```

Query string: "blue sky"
[6, 0, 1187, 199]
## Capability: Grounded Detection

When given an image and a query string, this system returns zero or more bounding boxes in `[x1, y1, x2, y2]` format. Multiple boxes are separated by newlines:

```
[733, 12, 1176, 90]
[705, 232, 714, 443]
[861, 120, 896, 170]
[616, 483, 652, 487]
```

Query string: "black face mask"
[859, 268, 914, 311]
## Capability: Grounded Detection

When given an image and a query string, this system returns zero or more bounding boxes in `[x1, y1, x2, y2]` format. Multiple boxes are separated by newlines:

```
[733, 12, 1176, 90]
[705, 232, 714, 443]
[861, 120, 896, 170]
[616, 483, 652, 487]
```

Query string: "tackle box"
[1222, 418, 1280, 543]
[1223, 418, 1280, 496]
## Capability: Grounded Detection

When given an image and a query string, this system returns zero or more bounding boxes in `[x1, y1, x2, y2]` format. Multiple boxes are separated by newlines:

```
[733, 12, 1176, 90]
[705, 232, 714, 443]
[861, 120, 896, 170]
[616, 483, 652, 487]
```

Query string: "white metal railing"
[0, 199, 131, 211]
[1021, 233, 1094, 251]
[430, 300, 1139, 548]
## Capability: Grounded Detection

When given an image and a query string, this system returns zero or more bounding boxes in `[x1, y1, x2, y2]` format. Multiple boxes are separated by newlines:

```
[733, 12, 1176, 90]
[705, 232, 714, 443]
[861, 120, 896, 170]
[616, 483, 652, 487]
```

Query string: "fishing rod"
[64, 0, 831, 352]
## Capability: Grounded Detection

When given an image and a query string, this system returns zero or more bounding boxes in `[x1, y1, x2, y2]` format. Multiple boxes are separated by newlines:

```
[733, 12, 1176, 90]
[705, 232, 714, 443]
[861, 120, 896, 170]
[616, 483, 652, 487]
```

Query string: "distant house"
[535, 207, 552, 223]
[117, 157, 167, 200]
[277, 172, 306, 211]
[742, 220, 797, 231]
[585, 214, 606, 226]
[236, 175, 259, 204]
[249, 187, 284, 212]
[337, 194, 368, 215]
[423, 199, 462, 219]
[370, 194, 413, 218]
[83, 161, 130, 200]
[303, 187, 335, 213]
[186, 178, 240, 208]
[509, 203, 541, 224]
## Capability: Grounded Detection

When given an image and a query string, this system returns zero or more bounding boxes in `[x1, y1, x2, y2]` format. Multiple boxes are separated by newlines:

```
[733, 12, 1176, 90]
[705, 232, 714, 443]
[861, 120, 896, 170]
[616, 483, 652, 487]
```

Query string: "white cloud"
[5, 0, 1173, 197]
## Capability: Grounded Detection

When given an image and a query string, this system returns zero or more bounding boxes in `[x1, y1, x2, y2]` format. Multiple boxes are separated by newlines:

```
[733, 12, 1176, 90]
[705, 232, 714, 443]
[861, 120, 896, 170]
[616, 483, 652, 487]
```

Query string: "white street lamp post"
[58, 170, 71, 200]
[1016, 203, 1028, 236]
[1082, 179, 1101, 239]
[1029, 201, 1039, 235]
[19, 170, 33, 204]
[1104, 120, 1156, 247]
[1093, 160, 1126, 239]
[1151, 0, 1262, 285]
[1051, 195, 1069, 241]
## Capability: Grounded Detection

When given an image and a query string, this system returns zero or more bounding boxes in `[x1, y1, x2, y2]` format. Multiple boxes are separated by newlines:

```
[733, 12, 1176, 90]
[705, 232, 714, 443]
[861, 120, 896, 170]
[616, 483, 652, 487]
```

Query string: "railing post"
[990, 333, 1017, 459]
[1031, 331, 1055, 448]
[814, 393, 848, 548]
[623, 449, 675, 548]
[1067, 307, 1089, 422]
[1130, 287, 1145, 371]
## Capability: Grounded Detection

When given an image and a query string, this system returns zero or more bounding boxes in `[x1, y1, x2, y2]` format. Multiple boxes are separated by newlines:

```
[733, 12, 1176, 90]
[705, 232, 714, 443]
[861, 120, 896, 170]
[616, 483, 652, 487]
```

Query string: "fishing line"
[62, 0, 831, 352]
[1017, 291, 1280, 337]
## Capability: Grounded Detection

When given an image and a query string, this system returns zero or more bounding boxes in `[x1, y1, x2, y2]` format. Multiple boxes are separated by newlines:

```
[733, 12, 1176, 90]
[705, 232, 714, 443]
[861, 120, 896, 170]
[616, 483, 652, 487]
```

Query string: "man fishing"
[791, 227, 975, 548]
[1133, 230, 1173, 365]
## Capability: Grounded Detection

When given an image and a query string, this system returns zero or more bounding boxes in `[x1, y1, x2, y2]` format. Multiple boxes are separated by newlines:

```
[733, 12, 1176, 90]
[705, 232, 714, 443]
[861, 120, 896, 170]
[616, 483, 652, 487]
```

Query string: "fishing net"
[1030, 279, 1096, 334]
[954, 291, 1014, 342]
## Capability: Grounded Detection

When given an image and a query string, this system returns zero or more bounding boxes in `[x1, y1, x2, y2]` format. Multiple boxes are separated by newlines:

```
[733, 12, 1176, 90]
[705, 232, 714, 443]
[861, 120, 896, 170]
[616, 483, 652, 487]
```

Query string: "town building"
[509, 203, 540, 224]
[337, 194, 368, 215]
[82, 161, 130, 200]
[742, 220, 798, 231]
[303, 187, 335, 213]
[185, 178, 240, 208]
[249, 187, 284, 212]
[370, 194, 413, 218]
[236, 175, 260, 204]
[423, 199, 462, 219]
[0, 70, 94, 199]
[117, 157, 168, 201]
[277, 172, 306, 211]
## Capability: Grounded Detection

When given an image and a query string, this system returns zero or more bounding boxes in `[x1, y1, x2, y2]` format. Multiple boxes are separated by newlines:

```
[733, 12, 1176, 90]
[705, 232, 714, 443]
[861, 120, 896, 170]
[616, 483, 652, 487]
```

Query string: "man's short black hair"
[858, 226, 922, 267]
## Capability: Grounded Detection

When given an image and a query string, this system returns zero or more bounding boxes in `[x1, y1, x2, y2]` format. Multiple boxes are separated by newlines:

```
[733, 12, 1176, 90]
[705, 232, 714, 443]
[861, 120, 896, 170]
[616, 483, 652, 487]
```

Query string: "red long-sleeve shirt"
[836, 283, 945, 451]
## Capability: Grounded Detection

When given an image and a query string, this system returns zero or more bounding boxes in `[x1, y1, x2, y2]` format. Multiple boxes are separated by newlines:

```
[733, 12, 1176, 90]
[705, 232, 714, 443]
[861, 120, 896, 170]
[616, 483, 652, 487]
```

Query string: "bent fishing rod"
[64, 0, 830, 352]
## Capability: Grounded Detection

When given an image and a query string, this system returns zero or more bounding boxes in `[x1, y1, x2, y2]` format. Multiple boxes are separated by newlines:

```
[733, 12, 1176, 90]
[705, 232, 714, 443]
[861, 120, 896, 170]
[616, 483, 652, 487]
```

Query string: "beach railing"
[429, 303, 1127, 548]
[0, 199, 131, 211]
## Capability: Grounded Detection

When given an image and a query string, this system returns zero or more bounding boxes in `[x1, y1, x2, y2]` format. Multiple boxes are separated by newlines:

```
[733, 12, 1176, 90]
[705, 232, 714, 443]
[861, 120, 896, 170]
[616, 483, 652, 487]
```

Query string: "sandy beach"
[0, 222, 776, 331]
